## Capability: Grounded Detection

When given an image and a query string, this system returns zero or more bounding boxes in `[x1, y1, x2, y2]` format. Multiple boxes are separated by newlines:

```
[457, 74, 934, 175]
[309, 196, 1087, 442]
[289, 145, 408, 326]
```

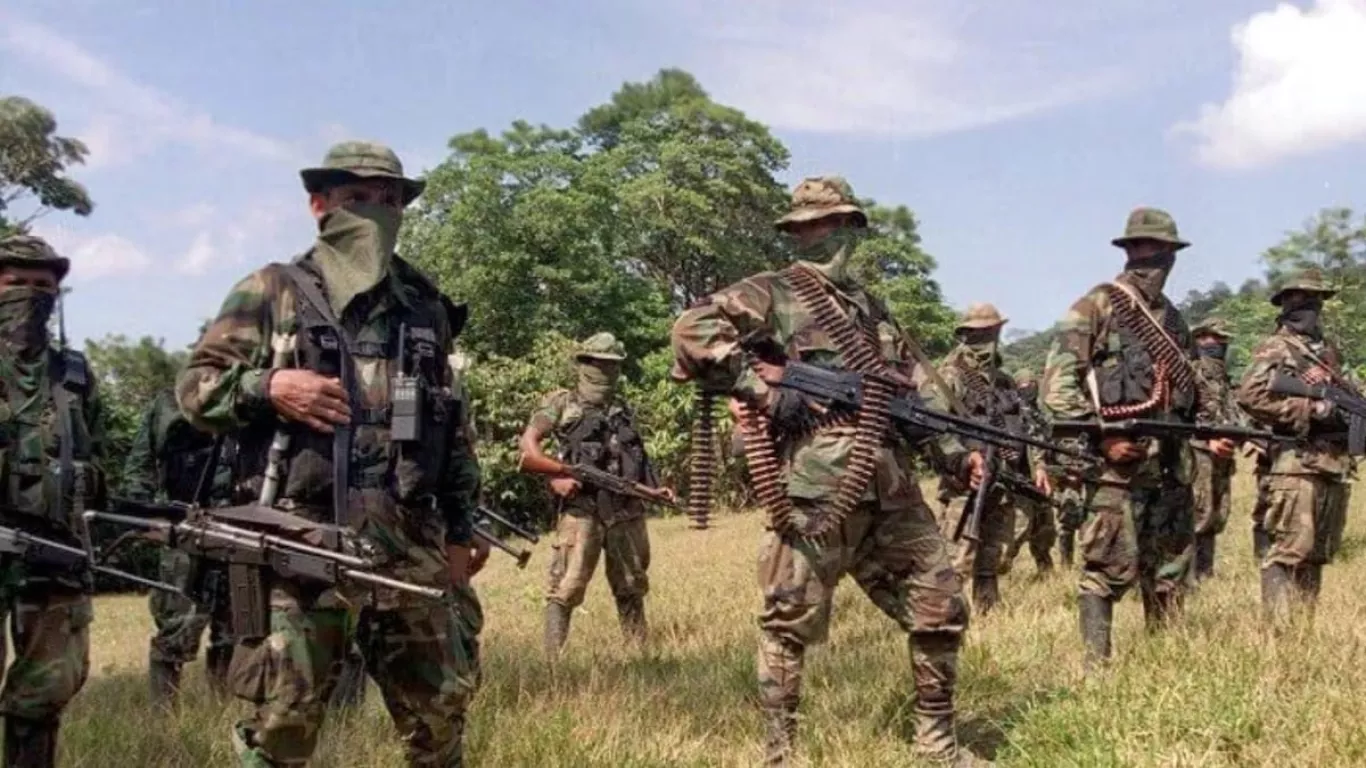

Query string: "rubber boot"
[761, 706, 798, 767]
[329, 646, 367, 710]
[1078, 594, 1113, 673]
[148, 654, 182, 707]
[615, 595, 648, 646]
[4, 716, 58, 768]
[911, 633, 985, 765]
[1293, 564, 1324, 619]
[1032, 550, 1055, 576]
[1194, 534, 1216, 581]
[544, 602, 572, 656]
[1059, 530, 1075, 567]
[1260, 563, 1292, 627]
[1253, 526, 1270, 561]
[205, 643, 232, 698]
[971, 575, 999, 616]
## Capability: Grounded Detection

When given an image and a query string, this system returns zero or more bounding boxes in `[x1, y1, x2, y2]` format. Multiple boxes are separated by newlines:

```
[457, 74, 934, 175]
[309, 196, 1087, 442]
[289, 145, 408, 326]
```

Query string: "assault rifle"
[0, 524, 182, 594]
[87, 499, 446, 639]
[1268, 372, 1366, 456]
[473, 505, 539, 569]
[1048, 418, 1296, 446]
[566, 464, 680, 509]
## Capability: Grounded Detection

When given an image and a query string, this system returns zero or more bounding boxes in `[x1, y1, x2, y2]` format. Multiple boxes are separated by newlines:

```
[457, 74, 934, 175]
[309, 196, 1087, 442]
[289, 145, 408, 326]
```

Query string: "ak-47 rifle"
[1048, 418, 1296, 446]
[472, 505, 539, 569]
[565, 464, 680, 510]
[1268, 372, 1366, 456]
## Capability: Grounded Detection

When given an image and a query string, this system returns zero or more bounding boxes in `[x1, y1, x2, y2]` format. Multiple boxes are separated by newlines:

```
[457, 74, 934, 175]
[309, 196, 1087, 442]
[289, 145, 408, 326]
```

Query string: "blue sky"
[3, 0, 1365, 348]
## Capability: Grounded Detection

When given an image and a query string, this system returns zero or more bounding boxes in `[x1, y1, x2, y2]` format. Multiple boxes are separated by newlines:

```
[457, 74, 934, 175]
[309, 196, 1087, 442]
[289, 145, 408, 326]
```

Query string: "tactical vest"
[555, 393, 650, 485]
[234, 261, 459, 519]
[1094, 292, 1197, 422]
[0, 348, 96, 536]
[958, 361, 1028, 467]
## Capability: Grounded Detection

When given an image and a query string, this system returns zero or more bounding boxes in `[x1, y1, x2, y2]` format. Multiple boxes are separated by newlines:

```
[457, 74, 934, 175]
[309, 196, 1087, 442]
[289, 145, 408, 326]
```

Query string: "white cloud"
[0, 14, 299, 168]
[31, 225, 153, 281]
[670, 0, 1117, 137]
[1173, 0, 1366, 169]
[175, 231, 218, 276]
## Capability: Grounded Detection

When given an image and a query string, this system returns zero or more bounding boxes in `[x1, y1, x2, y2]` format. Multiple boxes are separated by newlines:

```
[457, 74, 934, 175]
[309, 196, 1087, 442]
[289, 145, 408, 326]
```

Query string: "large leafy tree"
[84, 334, 187, 494]
[0, 95, 93, 235]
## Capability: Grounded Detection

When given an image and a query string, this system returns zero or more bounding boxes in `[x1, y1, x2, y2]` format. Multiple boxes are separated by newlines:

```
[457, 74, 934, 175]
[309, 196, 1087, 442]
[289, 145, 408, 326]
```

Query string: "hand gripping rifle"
[1268, 372, 1366, 456]
[472, 505, 540, 569]
[565, 464, 680, 510]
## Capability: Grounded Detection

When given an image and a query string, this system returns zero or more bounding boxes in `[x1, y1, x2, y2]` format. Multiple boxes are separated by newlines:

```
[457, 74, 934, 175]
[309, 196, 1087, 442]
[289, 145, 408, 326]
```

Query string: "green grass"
[55, 467, 1366, 766]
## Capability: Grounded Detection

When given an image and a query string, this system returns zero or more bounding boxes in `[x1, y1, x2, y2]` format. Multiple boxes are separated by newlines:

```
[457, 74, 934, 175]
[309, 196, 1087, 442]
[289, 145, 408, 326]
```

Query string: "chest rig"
[557, 395, 649, 485]
[959, 363, 1025, 466]
[1093, 285, 1196, 422]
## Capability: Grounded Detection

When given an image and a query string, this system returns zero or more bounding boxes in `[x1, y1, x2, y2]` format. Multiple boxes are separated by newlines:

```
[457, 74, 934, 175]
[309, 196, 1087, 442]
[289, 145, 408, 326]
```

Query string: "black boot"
[1194, 534, 1216, 581]
[615, 596, 648, 646]
[971, 576, 999, 615]
[328, 646, 367, 710]
[1253, 526, 1270, 561]
[1079, 594, 1113, 673]
[545, 602, 572, 656]
[1260, 563, 1292, 626]
[4, 716, 58, 768]
[148, 653, 182, 707]
[205, 644, 232, 698]
[1059, 530, 1075, 567]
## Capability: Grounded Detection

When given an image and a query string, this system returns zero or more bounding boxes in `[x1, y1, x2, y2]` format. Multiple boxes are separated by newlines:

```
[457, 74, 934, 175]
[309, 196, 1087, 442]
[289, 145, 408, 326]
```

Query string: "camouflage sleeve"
[922, 361, 970, 462]
[1236, 338, 1313, 435]
[176, 269, 280, 433]
[121, 394, 163, 503]
[669, 275, 774, 403]
[1041, 288, 1108, 421]
[528, 390, 567, 435]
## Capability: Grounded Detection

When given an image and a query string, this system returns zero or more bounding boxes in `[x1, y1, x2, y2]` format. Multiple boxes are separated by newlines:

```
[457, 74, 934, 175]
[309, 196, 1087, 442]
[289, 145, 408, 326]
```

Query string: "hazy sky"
[3, 0, 1365, 347]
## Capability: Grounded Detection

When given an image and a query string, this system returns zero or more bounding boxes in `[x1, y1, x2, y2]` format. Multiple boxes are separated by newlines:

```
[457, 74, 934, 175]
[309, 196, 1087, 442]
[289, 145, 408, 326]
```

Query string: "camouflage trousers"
[936, 491, 1015, 579]
[546, 512, 650, 608]
[1251, 468, 1272, 548]
[227, 581, 483, 767]
[1078, 479, 1193, 605]
[0, 563, 91, 724]
[1191, 451, 1234, 537]
[1002, 498, 1058, 573]
[756, 497, 967, 728]
[148, 549, 232, 665]
[1262, 473, 1348, 569]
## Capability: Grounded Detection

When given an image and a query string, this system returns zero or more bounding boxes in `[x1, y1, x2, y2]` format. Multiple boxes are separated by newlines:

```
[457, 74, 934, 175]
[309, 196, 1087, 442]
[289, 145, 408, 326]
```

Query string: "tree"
[0, 95, 93, 234]
[84, 334, 187, 494]
[851, 204, 957, 356]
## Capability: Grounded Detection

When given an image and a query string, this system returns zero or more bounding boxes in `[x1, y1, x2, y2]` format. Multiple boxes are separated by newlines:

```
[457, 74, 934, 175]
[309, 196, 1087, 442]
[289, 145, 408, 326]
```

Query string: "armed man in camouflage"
[177, 141, 485, 767]
[0, 234, 106, 767]
[518, 333, 668, 653]
[1188, 318, 1240, 581]
[1040, 207, 1198, 670]
[671, 177, 984, 766]
[1016, 366, 1084, 568]
[1235, 268, 1348, 623]
[998, 367, 1058, 578]
[935, 304, 1051, 613]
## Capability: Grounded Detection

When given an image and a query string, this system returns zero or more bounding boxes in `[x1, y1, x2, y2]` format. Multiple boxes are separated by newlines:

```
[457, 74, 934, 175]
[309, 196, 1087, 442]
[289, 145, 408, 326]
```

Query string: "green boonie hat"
[1270, 267, 1336, 306]
[1191, 317, 1232, 339]
[1013, 369, 1037, 386]
[956, 302, 1008, 330]
[299, 141, 425, 206]
[574, 332, 626, 361]
[774, 176, 868, 231]
[0, 234, 70, 281]
[1111, 207, 1190, 251]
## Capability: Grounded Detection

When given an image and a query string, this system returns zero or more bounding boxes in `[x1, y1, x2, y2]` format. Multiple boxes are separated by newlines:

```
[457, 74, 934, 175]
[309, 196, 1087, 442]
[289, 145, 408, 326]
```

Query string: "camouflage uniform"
[1188, 318, 1238, 581]
[670, 178, 973, 765]
[1040, 208, 1198, 668]
[936, 303, 1038, 612]
[1234, 269, 1348, 623]
[999, 368, 1058, 576]
[529, 333, 654, 652]
[0, 235, 106, 767]
[176, 142, 482, 767]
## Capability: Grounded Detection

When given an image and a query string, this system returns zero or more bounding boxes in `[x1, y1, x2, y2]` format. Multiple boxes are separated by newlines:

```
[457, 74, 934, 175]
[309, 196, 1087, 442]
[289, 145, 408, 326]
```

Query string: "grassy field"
[56, 467, 1366, 767]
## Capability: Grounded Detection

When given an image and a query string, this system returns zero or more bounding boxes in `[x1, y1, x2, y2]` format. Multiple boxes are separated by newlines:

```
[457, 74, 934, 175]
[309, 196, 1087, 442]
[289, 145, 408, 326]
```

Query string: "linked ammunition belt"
[1101, 284, 1194, 419]
[959, 367, 1021, 464]
[685, 389, 717, 530]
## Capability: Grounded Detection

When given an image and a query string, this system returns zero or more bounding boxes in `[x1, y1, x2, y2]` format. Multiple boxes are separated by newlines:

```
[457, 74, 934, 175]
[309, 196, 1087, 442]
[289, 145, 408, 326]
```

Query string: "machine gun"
[1268, 372, 1366, 456]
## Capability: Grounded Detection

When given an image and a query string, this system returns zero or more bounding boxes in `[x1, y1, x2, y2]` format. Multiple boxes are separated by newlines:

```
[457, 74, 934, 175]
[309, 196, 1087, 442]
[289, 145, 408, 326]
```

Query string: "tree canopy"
[0, 94, 93, 235]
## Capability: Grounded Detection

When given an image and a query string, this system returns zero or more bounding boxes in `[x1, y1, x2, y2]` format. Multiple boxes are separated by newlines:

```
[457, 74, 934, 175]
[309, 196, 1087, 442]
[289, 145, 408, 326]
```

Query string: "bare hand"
[657, 487, 677, 503]
[1100, 437, 1144, 464]
[447, 544, 472, 588]
[753, 361, 785, 385]
[1208, 438, 1237, 459]
[467, 538, 491, 577]
[267, 369, 351, 434]
[1033, 466, 1053, 496]
[965, 451, 986, 490]
[550, 476, 581, 498]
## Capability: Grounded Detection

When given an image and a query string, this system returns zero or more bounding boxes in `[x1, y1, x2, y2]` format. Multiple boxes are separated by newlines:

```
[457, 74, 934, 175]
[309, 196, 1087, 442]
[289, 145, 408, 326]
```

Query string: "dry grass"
[56, 467, 1366, 766]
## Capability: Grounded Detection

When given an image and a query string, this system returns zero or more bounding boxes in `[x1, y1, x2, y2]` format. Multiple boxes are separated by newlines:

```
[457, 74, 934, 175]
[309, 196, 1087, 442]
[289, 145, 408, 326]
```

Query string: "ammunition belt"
[685, 390, 717, 530]
[1102, 284, 1193, 419]
[959, 367, 1020, 464]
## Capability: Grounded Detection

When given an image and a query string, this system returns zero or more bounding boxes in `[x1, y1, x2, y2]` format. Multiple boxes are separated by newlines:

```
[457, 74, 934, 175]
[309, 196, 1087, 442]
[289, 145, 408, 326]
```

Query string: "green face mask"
[576, 361, 619, 405]
[0, 286, 55, 356]
[798, 228, 865, 287]
[312, 203, 404, 316]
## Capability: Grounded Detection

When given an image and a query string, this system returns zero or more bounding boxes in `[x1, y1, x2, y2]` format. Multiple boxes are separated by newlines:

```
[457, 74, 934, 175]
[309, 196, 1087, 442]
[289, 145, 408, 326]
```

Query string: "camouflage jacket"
[529, 388, 649, 524]
[1191, 356, 1241, 457]
[123, 388, 234, 504]
[1236, 327, 1349, 478]
[1040, 275, 1196, 486]
[176, 250, 480, 605]
[670, 260, 969, 503]
[0, 348, 107, 549]
[936, 346, 1040, 494]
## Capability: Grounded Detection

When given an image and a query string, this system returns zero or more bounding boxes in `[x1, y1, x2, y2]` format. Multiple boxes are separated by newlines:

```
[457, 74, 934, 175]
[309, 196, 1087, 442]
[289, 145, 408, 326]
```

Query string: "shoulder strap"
[1105, 281, 1198, 392]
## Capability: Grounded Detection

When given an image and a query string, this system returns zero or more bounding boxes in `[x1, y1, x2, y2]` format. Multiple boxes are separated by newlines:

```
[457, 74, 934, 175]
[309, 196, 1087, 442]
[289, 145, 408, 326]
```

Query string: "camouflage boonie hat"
[1191, 317, 1232, 339]
[774, 176, 868, 231]
[574, 332, 626, 361]
[1111, 207, 1190, 251]
[1270, 267, 1336, 306]
[956, 302, 1008, 330]
[300, 141, 425, 206]
[0, 234, 70, 281]
[1013, 369, 1037, 386]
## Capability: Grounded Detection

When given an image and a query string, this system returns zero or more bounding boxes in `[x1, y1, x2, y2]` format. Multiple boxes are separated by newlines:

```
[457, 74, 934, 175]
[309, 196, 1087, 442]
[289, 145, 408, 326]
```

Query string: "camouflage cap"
[1013, 368, 1037, 386]
[1270, 267, 1336, 306]
[1191, 317, 1233, 339]
[1111, 207, 1190, 251]
[574, 332, 627, 361]
[0, 233, 70, 281]
[300, 141, 425, 206]
[774, 176, 868, 231]
[956, 302, 1008, 330]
